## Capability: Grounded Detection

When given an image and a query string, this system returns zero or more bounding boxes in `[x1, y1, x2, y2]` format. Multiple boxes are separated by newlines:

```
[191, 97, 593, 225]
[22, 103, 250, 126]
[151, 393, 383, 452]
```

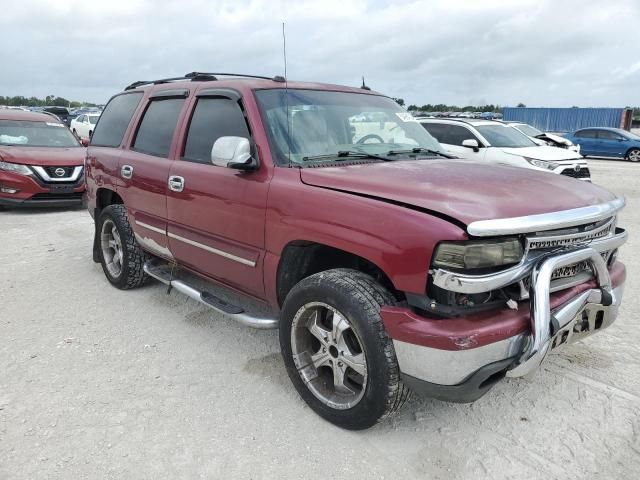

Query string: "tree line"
[392, 98, 502, 113]
[0, 95, 99, 108]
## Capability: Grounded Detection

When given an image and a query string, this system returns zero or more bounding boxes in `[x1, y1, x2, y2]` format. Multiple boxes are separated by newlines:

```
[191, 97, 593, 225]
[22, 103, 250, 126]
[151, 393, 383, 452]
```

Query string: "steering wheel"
[357, 134, 384, 144]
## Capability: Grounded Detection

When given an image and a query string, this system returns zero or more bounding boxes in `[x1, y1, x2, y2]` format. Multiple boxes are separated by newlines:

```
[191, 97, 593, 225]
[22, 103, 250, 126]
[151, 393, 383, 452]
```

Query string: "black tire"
[279, 268, 409, 430]
[625, 148, 640, 162]
[96, 204, 147, 289]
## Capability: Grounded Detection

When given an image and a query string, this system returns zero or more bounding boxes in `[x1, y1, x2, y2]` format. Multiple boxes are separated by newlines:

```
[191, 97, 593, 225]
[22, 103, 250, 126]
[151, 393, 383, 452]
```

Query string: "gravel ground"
[1, 158, 639, 479]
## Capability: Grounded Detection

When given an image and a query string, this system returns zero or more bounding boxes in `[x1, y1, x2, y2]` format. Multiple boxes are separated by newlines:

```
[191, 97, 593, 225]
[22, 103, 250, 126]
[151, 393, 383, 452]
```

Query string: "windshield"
[515, 123, 543, 137]
[476, 124, 537, 148]
[0, 120, 80, 147]
[89, 116, 99, 124]
[255, 89, 445, 164]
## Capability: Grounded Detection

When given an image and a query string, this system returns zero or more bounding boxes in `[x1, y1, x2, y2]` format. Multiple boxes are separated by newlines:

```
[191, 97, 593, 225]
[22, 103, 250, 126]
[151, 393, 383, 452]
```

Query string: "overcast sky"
[2, 0, 639, 107]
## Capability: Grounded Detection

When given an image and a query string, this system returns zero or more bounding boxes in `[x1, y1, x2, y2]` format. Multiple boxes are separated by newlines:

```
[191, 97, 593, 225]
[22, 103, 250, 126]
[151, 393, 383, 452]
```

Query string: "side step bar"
[143, 261, 278, 330]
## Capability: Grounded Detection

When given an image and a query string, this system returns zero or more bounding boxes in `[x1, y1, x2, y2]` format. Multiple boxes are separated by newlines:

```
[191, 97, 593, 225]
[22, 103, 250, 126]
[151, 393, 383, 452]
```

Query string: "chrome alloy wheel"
[100, 219, 123, 278]
[290, 302, 367, 410]
[628, 149, 640, 162]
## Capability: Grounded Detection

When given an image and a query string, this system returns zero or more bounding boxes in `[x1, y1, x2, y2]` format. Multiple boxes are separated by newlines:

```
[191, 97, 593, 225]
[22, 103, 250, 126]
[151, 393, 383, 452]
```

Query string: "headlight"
[432, 239, 524, 270]
[523, 157, 559, 171]
[0, 160, 32, 175]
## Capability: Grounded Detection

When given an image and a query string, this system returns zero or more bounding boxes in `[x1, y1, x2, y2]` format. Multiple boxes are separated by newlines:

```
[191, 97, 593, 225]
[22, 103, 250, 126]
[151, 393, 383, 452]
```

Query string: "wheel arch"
[92, 188, 124, 263]
[275, 240, 401, 307]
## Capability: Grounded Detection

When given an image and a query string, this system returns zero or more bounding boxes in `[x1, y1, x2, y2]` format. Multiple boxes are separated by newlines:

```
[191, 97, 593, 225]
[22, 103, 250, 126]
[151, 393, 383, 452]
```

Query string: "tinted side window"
[183, 98, 250, 164]
[91, 93, 143, 147]
[421, 123, 450, 144]
[446, 125, 478, 146]
[576, 129, 597, 138]
[596, 130, 621, 140]
[133, 99, 185, 157]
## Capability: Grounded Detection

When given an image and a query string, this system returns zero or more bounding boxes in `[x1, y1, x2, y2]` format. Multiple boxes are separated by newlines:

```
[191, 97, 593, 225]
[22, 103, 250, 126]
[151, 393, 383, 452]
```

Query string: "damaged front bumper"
[382, 246, 626, 403]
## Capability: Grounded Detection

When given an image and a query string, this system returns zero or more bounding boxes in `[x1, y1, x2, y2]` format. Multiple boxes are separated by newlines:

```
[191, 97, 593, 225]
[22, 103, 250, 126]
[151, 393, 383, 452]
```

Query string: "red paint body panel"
[382, 261, 626, 351]
[300, 160, 616, 226]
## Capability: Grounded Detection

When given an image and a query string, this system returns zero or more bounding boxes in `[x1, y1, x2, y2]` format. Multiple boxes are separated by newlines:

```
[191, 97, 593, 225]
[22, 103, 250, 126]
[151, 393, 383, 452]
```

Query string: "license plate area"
[49, 185, 75, 195]
[550, 306, 607, 350]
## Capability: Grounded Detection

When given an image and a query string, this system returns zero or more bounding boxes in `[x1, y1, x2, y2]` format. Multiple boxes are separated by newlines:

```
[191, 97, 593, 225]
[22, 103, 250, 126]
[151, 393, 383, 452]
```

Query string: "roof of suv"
[0, 109, 64, 123]
[120, 73, 382, 96]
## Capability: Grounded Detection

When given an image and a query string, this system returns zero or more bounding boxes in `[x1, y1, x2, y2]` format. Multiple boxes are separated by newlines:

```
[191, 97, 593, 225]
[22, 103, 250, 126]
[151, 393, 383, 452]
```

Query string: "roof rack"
[124, 72, 286, 91]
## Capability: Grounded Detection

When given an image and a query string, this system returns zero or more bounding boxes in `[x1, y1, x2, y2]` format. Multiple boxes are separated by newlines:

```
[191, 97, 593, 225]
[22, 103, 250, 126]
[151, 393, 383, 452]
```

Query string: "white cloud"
[1, 0, 639, 106]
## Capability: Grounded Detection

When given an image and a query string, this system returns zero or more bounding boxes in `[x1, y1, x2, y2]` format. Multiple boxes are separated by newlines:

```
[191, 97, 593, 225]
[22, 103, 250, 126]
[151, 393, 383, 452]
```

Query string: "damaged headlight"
[523, 157, 559, 171]
[432, 238, 524, 270]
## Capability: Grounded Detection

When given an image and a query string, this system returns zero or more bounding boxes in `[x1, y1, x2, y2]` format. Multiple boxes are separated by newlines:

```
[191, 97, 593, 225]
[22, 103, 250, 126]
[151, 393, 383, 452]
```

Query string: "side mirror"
[211, 136, 258, 171]
[80, 138, 90, 147]
[462, 138, 480, 152]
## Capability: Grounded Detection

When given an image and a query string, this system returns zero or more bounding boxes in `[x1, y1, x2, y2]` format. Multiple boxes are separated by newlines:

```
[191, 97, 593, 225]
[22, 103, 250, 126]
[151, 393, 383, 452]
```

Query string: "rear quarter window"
[91, 92, 143, 147]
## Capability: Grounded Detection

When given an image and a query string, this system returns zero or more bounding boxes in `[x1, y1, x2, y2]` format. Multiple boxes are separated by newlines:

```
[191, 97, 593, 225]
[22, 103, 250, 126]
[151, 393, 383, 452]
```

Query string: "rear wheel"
[626, 148, 640, 162]
[279, 269, 409, 430]
[97, 204, 147, 289]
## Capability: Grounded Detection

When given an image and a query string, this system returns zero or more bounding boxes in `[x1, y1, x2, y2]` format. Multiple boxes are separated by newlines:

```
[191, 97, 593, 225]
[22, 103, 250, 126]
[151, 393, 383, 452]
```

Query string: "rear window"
[132, 98, 185, 157]
[91, 92, 143, 147]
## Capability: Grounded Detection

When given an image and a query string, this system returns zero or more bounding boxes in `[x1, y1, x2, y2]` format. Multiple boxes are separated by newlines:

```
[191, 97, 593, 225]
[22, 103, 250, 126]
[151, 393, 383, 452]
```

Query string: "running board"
[143, 261, 278, 329]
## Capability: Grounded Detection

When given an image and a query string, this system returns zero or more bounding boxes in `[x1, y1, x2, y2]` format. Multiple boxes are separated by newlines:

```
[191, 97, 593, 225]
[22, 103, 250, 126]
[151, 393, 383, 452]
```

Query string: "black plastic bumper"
[0, 194, 85, 208]
[401, 356, 516, 403]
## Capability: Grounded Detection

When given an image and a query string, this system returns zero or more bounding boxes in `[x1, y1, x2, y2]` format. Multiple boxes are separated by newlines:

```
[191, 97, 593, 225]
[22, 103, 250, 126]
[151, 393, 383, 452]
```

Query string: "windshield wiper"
[386, 147, 456, 159]
[302, 150, 393, 162]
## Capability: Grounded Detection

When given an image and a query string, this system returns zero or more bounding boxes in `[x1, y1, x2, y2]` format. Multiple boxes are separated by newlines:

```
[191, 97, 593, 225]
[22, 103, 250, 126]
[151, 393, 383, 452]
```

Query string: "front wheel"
[97, 204, 147, 289]
[626, 148, 640, 162]
[279, 269, 409, 430]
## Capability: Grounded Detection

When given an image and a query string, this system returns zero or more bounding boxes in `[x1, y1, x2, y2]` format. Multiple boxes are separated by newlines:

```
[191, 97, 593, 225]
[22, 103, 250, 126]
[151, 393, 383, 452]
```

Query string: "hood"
[299, 159, 616, 228]
[538, 133, 572, 146]
[0, 146, 85, 166]
[501, 145, 581, 161]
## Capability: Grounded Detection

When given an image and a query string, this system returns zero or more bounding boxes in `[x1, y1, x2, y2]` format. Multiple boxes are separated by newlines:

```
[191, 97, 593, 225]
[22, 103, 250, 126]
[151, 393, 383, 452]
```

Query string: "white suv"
[420, 119, 590, 181]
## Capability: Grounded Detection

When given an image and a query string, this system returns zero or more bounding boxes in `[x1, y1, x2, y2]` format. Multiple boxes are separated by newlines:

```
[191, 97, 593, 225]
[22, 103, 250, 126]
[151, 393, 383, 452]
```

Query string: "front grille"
[43, 166, 75, 178]
[561, 167, 591, 179]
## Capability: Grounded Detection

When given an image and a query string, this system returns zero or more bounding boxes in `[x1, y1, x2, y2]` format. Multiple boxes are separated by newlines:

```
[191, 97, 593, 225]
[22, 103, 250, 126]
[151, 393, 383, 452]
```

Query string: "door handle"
[121, 165, 134, 179]
[168, 175, 185, 192]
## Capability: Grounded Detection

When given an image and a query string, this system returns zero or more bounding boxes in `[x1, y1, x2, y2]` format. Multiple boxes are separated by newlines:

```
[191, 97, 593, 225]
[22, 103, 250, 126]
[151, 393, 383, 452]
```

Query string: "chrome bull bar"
[507, 247, 621, 378]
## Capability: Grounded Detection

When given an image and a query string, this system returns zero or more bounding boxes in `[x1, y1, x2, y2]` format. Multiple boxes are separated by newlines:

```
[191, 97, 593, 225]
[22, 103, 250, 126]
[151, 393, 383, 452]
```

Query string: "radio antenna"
[282, 22, 291, 164]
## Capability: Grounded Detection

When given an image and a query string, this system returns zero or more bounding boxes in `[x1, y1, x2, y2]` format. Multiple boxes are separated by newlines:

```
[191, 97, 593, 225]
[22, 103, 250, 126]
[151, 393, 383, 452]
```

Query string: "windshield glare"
[255, 89, 445, 164]
[515, 123, 543, 137]
[476, 124, 537, 148]
[0, 120, 80, 147]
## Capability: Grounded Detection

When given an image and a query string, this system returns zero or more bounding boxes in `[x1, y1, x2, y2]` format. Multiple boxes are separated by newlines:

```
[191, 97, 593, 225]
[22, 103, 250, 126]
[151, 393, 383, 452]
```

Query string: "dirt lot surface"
[1, 159, 639, 479]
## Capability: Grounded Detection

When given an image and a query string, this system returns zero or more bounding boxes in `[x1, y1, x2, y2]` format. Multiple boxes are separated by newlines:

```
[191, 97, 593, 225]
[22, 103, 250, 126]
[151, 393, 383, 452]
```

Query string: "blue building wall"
[502, 107, 624, 133]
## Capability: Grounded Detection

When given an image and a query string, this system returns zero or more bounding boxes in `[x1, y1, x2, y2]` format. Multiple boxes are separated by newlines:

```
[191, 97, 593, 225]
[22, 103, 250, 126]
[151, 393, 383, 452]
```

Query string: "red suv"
[0, 109, 86, 207]
[85, 73, 627, 429]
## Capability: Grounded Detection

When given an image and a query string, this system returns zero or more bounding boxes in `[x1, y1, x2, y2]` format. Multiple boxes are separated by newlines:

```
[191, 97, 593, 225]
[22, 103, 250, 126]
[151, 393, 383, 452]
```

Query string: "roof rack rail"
[124, 72, 285, 91]
[185, 72, 286, 82]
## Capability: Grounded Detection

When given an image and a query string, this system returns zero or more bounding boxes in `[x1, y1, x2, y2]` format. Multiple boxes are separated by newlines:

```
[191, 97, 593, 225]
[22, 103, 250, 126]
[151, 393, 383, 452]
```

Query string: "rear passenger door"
[119, 90, 188, 260]
[166, 91, 270, 297]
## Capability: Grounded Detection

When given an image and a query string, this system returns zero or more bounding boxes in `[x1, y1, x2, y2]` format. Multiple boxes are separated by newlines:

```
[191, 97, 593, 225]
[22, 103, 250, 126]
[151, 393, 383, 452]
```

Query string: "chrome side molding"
[467, 197, 625, 237]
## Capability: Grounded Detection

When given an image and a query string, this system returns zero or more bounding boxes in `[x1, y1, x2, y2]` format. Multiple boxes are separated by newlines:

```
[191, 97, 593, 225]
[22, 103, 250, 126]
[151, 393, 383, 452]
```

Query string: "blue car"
[565, 127, 640, 162]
